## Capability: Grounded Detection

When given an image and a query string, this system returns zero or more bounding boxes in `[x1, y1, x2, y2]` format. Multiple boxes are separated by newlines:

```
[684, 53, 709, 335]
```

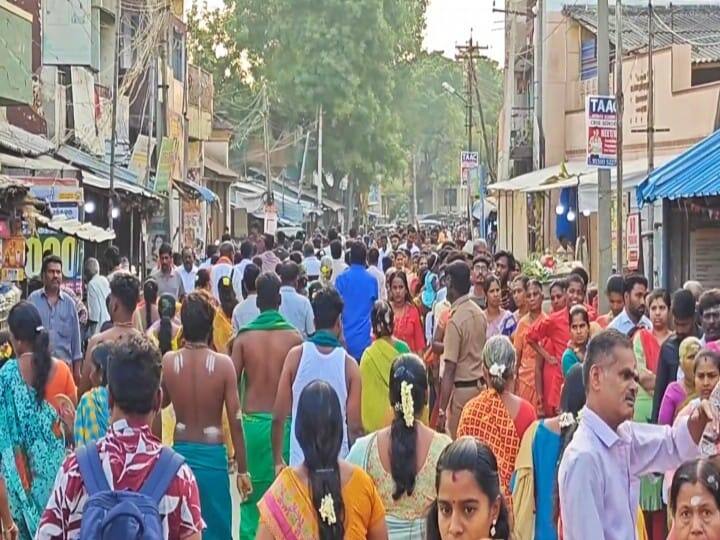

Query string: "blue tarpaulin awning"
[636, 129, 720, 205]
[175, 179, 219, 204]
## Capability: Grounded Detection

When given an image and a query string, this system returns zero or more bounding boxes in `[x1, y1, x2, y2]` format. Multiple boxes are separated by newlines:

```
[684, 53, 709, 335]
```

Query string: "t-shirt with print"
[37, 420, 204, 539]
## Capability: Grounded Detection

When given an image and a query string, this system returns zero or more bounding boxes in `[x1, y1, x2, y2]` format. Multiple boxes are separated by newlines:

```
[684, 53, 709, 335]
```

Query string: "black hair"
[329, 240, 343, 259]
[566, 272, 586, 292]
[554, 362, 587, 523]
[279, 261, 300, 284]
[623, 273, 648, 295]
[389, 354, 428, 500]
[349, 241, 367, 265]
[91, 342, 113, 386]
[107, 335, 162, 415]
[295, 381, 346, 540]
[312, 287, 344, 330]
[172, 252, 182, 267]
[157, 294, 177, 355]
[693, 348, 720, 375]
[142, 279, 159, 330]
[493, 250, 516, 271]
[388, 270, 413, 304]
[368, 247, 380, 265]
[8, 302, 52, 405]
[646, 288, 671, 310]
[104, 245, 121, 270]
[583, 329, 632, 390]
[549, 278, 568, 293]
[699, 289, 720, 316]
[206, 244, 218, 258]
[670, 458, 720, 515]
[569, 304, 590, 327]
[472, 255, 492, 268]
[446, 260, 471, 296]
[218, 276, 238, 319]
[673, 288, 697, 319]
[292, 240, 303, 253]
[240, 240, 254, 260]
[256, 272, 282, 311]
[242, 263, 261, 297]
[110, 272, 141, 314]
[426, 438, 511, 540]
[158, 243, 173, 257]
[569, 266, 589, 288]
[482, 274, 501, 295]
[195, 268, 211, 289]
[41, 254, 62, 275]
[181, 292, 215, 344]
[512, 274, 529, 289]
[264, 233, 275, 250]
[371, 300, 394, 338]
[606, 274, 625, 296]
[328, 228, 338, 242]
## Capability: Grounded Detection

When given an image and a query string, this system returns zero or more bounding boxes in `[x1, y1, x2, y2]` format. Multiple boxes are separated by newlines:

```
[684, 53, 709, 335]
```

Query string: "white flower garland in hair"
[396, 381, 415, 428]
[488, 363, 505, 378]
[319, 493, 337, 525]
[558, 412, 576, 429]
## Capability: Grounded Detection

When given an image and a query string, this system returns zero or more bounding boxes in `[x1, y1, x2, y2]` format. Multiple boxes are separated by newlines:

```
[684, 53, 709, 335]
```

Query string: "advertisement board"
[460, 151, 479, 187]
[586, 95, 617, 169]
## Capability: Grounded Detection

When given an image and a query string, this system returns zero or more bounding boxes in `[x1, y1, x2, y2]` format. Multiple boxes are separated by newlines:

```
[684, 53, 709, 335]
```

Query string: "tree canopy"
[187, 0, 501, 208]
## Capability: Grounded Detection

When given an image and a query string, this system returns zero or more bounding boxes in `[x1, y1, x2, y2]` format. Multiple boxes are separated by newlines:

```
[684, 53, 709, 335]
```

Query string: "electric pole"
[456, 35, 488, 241]
[317, 105, 323, 218]
[263, 86, 273, 203]
[616, 0, 624, 272]
[107, 0, 121, 232]
[597, 0, 612, 313]
[646, 0, 655, 286]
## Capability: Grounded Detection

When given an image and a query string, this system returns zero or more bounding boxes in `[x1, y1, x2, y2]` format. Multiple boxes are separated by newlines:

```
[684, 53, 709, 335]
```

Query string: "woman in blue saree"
[0, 302, 72, 539]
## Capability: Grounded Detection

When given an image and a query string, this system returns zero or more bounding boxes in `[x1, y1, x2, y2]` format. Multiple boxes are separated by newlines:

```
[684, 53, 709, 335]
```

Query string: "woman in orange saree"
[513, 279, 545, 414]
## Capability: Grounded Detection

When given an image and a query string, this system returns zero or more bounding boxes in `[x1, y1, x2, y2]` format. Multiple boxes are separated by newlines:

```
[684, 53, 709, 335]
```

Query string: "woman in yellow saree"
[257, 381, 387, 540]
[359, 301, 411, 433]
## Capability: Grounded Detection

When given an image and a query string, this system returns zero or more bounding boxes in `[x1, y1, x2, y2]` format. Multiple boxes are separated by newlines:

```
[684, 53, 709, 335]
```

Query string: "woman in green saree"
[0, 302, 72, 539]
[359, 301, 411, 433]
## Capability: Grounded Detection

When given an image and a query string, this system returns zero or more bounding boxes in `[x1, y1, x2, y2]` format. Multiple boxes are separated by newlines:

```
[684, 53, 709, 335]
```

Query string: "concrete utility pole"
[456, 35, 488, 241]
[616, 0, 624, 272]
[411, 151, 418, 222]
[263, 87, 273, 203]
[107, 0, 121, 232]
[317, 105, 323, 216]
[597, 0, 612, 313]
[536, 0, 545, 169]
[646, 0, 655, 287]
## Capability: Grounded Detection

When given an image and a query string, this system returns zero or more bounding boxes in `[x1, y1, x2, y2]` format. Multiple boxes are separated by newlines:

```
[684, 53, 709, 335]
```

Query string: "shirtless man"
[161, 292, 250, 540]
[79, 273, 142, 395]
[231, 272, 302, 539]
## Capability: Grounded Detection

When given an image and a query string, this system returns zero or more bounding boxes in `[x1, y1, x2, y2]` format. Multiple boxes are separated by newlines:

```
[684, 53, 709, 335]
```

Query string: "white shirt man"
[87, 268, 111, 336]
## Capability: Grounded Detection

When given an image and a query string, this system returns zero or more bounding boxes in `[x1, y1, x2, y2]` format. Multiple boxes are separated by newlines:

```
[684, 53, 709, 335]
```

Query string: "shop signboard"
[25, 178, 83, 293]
[586, 95, 617, 168]
[154, 137, 177, 194]
[626, 212, 641, 271]
[264, 204, 278, 235]
[1, 236, 27, 282]
[460, 151, 479, 186]
[182, 199, 204, 257]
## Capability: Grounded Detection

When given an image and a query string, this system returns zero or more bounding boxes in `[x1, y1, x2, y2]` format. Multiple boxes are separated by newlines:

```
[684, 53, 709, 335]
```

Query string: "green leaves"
[186, 0, 500, 208]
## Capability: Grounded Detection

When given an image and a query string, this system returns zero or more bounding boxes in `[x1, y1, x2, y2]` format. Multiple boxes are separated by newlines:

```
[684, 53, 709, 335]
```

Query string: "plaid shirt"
[73, 387, 109, 447]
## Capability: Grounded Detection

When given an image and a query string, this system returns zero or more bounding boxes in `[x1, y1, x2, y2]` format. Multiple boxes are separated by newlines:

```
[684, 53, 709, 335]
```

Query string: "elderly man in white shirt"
[277, 261, 315, 338]
[84, 257, 110, 336]
[177, 247, 198, 295]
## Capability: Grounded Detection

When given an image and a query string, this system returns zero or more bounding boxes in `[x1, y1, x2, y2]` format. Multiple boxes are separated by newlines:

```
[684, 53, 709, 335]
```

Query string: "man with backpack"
[37, 335, 205, 539]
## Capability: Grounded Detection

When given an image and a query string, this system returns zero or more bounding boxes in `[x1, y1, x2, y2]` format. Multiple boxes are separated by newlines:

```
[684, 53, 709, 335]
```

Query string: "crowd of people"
[1, 224, 720, 539]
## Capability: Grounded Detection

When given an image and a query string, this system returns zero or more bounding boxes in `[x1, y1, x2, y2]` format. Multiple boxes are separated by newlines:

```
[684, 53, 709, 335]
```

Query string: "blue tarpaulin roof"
[637, 129, 720, 205]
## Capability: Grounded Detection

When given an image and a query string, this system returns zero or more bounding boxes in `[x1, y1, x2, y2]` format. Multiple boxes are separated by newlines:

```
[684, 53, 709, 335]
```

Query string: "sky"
[424, 0, 506, 64]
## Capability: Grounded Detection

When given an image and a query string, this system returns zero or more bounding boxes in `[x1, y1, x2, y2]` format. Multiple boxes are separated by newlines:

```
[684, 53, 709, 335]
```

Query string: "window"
[172, 29, 184, 81]
[581, 34, 597, 81]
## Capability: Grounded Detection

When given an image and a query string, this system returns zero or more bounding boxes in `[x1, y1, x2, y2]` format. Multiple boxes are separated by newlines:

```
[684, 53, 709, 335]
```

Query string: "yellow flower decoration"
[0, 343, 12, 361]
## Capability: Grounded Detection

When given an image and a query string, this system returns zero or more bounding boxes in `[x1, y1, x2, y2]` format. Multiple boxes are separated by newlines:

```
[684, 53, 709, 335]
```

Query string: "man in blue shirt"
[609, 273, 652, 336]
[28, 254, 83, 381]
[335, 241, 377, 360]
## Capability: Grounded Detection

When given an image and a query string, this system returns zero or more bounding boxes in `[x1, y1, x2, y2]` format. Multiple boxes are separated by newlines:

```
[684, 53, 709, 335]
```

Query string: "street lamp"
[441, 82, 467, 103]
[84, 200, 96, 214]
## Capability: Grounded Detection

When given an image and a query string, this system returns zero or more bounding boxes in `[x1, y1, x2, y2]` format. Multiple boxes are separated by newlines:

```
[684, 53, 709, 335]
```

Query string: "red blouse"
[392, 303, 426, 354]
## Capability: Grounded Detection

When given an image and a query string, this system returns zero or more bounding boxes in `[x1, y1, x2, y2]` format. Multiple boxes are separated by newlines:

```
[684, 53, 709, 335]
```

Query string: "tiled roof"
[564, 4, 720, 64]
